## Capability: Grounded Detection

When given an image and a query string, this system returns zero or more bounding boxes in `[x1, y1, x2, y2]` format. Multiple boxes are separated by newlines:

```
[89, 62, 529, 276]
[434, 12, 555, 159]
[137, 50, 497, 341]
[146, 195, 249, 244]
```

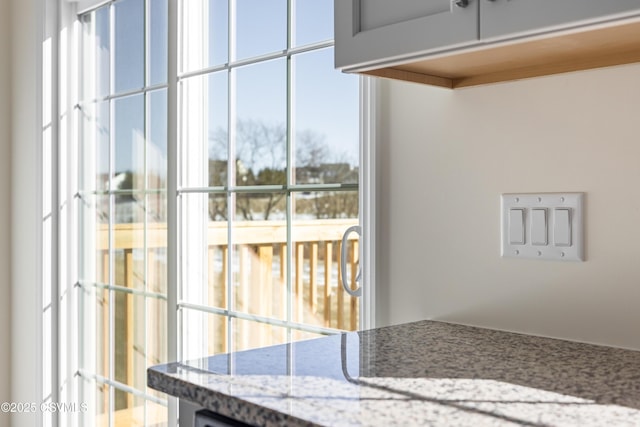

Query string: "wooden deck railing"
[95, 219, 360, 418]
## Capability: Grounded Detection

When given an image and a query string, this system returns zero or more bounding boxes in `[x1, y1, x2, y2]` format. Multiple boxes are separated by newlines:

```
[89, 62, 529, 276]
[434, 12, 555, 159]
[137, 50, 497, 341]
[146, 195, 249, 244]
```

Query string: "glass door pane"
[178, 0, 364, 365]
[293, 48, 359, 185]
[79, 2, 169, 426]
[293, 191, 360, 330]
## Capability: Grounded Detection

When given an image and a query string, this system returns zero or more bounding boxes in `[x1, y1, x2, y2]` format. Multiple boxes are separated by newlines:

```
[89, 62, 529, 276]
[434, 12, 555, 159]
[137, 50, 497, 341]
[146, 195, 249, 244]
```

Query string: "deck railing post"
[124, 248, 134, 409]
[295, 243, 304, 323]
[221, 246, 229, 353]
[324, 242, 333, 328]
[350, 240, 359, 331]
[310, 243, 318, 314]
[258, 245, 273, 344]
[336, 243, 344, 330]
[239, 246, 249, 350]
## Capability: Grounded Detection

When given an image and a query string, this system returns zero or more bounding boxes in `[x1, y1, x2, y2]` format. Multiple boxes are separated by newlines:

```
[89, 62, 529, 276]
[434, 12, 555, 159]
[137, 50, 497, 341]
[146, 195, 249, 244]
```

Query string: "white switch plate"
[501, 193, 584, 262]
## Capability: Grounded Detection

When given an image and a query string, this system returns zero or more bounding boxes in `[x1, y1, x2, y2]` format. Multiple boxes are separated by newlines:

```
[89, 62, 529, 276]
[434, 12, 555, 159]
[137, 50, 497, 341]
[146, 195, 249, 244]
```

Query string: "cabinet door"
[481, 0, 640, 40]
[335, 0, 479, 71]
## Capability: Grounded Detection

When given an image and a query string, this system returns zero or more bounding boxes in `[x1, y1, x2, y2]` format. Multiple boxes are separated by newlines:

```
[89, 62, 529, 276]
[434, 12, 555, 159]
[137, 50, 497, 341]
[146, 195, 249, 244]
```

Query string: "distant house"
[296, 163, 358, 186]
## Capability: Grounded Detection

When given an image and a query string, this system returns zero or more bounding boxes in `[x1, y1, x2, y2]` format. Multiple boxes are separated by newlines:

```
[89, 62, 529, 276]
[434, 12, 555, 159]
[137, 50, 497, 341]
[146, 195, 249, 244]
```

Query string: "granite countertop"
[148, 320, 640, 426]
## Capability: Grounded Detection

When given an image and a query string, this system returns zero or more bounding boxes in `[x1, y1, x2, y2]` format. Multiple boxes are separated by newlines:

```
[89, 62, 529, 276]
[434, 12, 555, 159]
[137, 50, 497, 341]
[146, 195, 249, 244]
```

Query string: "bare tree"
[210, 119, 286, 220]
[296, 130, 329, 169]
[208, 119, 358, 221]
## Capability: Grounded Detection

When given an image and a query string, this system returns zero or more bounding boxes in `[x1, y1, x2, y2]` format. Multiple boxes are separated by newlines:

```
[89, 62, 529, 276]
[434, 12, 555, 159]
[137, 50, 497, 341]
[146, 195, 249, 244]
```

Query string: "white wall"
[11, 0, 41, 425]
[0, 1, 13, 425]
[376, 64, 640, 350]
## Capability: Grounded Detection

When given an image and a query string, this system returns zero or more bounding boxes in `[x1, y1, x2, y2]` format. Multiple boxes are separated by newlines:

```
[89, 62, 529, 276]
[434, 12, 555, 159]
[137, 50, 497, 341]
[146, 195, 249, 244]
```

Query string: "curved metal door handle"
[340, 225, 362, 297]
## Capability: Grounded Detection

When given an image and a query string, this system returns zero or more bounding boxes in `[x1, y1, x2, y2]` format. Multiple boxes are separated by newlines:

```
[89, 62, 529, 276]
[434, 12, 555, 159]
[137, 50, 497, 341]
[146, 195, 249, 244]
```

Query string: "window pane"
[233, 318, 291, 352]
[294, 0, 333, 47]
[147, 298, 168, 413]
[294, 48, 359, 185]
[79, 194, 110, 285]
[113, 198, 145, 291]
[82, 6, 110, 99]
[80, 283, 111, 381]
[148, 192, 167, 295]
[234, 192, 286, 221]
[149, 0, 168, 85]
[181, 309, 228, 360]
[181, 0, 228, 73]
[233, 193, 286, 322]
[114, 293, 146, 403]
[208, 72, 229, 187]
[81, 8, 110, 99]
[113, 94, 145, 191]
[113, 392, 145, 426]
[292, 329, 326, 342]
[148, 245, 167, 294]
[95, 287, 110, 378]
[294, 191, 359, 220]
[148, 192, 167, 224]
[235, 59, 286, 185]
[114, 245, 146, 292]
[94, 383, 110, 427]
[79, 1, 170, 425]
[79, 101, 109, 192]
[181, 310, 294, 360]
[293, 191, 359, 330]
[208, 0, 229, 65]
[114, 193, 146, 224]
[97, 101, 110, 191]
[148, 89, 167, 189]
[180, 193, 227, 307]
[147, 297, 167, 377]
[146, 400, 168, 427]
[181, 71, 229, 188]
[114, 0, 144, 93]
[235, 0, 286, 60]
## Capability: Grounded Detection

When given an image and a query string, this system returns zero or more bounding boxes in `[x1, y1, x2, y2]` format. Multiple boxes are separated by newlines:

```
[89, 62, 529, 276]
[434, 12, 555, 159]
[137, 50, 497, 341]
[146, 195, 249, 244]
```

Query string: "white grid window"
[78, 1, 170, 425]
[176, 0, 361, 362]
[77, 1, 363, 426]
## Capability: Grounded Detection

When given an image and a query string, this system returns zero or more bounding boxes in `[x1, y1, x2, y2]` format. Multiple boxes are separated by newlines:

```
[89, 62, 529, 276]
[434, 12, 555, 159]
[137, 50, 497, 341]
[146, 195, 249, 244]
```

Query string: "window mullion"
[286, 0, 294, 348]
[166, 0, 179, 424]
[226, 0, 237, 356]
[107, 5, 116, 425]
[143, 1, 150, 425]
[176, 40, 335, 81]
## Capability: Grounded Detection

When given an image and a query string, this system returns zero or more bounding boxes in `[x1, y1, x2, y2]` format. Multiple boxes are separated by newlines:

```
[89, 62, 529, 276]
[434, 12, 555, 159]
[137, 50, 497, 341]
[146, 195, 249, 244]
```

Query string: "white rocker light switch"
[554, 208, 571, 247]
[501, 193, 584, 261]
[509, 209, 525, 245]
[531, 209, 547, 246]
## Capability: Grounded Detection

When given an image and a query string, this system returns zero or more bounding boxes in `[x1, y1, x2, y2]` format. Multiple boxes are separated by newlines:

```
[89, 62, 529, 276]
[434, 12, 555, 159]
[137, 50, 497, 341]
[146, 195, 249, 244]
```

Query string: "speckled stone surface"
[148, 320, 640, 426]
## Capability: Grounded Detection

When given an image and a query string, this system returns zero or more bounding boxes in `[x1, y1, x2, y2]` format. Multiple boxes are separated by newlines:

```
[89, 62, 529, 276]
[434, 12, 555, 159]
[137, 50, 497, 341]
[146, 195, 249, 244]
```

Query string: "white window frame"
[174, 1, 370, 340]
[44, 1, 379, 426]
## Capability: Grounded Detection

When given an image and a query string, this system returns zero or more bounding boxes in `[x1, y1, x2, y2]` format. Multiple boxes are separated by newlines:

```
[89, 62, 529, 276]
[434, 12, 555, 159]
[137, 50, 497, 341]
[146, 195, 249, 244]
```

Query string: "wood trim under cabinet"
[362, 68, 454, 89]
[355, 18, 640, 89]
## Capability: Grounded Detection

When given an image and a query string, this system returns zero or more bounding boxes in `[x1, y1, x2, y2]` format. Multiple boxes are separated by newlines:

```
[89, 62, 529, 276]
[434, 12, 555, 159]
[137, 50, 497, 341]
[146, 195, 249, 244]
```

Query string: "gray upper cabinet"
[335, 0, 479, 71]
[335, 0, 640, 89]
[481, 0, 640, 40]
